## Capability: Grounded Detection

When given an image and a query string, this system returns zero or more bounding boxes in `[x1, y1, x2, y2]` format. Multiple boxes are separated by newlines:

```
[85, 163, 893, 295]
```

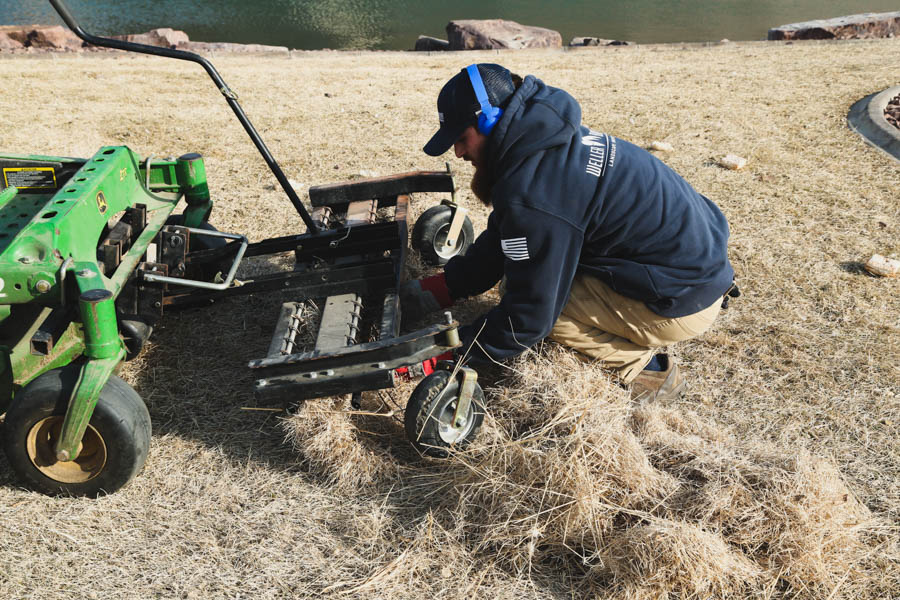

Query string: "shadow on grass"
[838, 261, 871, 275]
[0, 267, 506, 503]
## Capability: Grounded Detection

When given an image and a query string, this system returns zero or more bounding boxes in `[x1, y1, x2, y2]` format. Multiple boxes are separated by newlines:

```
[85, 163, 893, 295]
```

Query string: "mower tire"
[2, 366, 151, 497]
[411, 205, 474, 266]
[404, 369, 484, 457]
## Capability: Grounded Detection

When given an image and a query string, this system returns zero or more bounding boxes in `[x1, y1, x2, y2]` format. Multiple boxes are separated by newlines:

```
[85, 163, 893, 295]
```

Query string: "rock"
[569, 37, 631, 47]
[0, 32, 25, 50]
[27, 25, 83, 50]
[113, 28, 190, 48]
[0, 25, 288, 54]
[649, 141, 674, 152]
[719, 154, 748, 170]
[414, 35, 449, 51]
[864, 254, 900, 277]
[446, 19, 562, 50]
[886, 94, 900, 129]
[768, 11, 900, 40]
[0, 26, 31, 45]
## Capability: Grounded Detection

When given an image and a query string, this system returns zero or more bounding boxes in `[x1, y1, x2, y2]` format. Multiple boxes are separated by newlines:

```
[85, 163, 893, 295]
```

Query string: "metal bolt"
[169, 236, 183, 247]
[56, 449, 70, 462]
[153, 301, 161, 308]
[35, 280, 51, 293]
[444, 311, 453, 325]
[325, 369, 334, 376]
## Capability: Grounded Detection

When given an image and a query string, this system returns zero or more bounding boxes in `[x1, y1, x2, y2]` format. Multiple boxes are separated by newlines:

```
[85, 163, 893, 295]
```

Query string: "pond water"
[3, 0, 898, 50]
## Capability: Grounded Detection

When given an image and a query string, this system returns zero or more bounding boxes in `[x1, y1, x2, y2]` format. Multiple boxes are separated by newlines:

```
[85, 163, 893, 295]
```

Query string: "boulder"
[886, 94, 900, 129]
[414, 35, 449, 51]
[0, 32, 25, 51]
[0, 26, 30, 45]
[569, 37, 631, 47]
[27, 25, 83, 50]
[112, 28, 190, 48]
[446, 19, 562, 50]
[768, 11, 900, 40]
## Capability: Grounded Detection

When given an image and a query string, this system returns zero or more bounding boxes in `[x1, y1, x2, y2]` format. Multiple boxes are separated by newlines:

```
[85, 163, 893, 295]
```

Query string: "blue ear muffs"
[466, 64, 503, 135]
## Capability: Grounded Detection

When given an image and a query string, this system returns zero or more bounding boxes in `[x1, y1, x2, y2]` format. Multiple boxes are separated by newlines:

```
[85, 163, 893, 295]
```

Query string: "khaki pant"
[549, 273, 722, 383]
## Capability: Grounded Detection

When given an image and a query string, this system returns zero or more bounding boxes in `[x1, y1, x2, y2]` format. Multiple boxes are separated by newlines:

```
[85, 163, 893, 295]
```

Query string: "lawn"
[1, 38, 898, 599]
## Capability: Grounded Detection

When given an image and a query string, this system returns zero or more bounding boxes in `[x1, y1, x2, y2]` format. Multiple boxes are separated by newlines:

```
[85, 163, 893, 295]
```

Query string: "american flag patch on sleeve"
[501, 237, 530, 261]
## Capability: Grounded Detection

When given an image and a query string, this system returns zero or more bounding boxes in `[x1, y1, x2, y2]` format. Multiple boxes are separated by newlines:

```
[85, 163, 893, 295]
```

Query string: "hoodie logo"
[582, 129, 616, 178]
[501, 237, 530, 261]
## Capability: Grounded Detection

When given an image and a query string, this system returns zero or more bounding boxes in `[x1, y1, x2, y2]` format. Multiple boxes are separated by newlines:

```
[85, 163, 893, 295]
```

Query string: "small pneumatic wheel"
[411, 205, 474, 266]
[404, 369, 485, 457]
[2, 366, 151, 497]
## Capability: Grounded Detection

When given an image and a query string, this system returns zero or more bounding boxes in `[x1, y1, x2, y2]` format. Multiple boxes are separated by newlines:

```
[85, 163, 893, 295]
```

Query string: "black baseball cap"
[423, 63, 515, 157]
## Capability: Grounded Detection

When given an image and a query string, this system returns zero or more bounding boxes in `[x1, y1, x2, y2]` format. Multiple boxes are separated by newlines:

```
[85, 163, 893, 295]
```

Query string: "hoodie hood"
[487, 75, 582, 180]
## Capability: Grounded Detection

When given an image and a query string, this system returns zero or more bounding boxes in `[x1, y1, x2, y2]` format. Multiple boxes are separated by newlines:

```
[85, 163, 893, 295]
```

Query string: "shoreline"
[2, 36, 897, 59]
[3, 11, 899, 55]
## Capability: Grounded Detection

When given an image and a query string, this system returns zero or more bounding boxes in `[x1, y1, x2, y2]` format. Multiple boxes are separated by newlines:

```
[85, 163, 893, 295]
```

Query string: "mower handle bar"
[48, 0, 321, 235]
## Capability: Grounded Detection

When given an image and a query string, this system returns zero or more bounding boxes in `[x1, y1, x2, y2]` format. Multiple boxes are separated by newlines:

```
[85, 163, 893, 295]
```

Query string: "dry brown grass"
[1, 38, 898, 599]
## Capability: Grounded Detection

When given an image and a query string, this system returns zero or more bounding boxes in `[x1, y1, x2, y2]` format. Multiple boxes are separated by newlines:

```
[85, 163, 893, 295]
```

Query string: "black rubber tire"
[2, 366, 151, 497]
[119, 318, 153, 361]
[411, 205, 474, 266]
[0, 354, 13, 416]
[404, 370, 485, 457]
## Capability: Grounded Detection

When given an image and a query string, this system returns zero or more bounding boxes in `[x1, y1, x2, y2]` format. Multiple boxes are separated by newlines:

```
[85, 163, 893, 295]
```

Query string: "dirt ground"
[0, 38, 898, 599]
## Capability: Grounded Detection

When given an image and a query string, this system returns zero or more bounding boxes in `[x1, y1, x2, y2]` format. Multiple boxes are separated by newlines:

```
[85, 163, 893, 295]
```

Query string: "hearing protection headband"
[466, 64, 502, 135]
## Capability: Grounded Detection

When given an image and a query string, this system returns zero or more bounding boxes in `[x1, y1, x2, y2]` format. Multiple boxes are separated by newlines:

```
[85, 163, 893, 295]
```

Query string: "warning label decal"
[2, 167, 57, 190]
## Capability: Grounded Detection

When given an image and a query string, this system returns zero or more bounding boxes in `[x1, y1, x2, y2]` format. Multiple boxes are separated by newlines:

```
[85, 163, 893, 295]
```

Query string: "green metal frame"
[0, 145, 208, 461]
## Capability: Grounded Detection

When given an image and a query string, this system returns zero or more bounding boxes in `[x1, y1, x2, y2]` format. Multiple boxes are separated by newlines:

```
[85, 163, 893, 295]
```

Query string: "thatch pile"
[284, 346, 887, 598]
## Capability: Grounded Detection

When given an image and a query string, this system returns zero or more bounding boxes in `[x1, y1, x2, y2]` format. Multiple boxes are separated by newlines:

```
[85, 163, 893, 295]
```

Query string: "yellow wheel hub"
[25, 417, 107, 484]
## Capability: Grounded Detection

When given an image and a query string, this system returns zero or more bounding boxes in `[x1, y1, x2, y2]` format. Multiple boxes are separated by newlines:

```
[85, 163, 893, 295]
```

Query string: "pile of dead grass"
[284, 346, 889, 598]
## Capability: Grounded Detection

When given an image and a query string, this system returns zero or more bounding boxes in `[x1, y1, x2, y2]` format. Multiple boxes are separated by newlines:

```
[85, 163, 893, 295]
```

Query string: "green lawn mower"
[0, 0, 480, 497]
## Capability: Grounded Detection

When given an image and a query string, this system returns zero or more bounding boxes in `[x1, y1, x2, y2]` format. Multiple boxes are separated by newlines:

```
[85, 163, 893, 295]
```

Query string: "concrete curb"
[847, 85, 900, 162]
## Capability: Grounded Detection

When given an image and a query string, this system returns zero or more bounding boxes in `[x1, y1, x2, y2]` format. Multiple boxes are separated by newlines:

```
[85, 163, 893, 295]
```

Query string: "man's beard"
[470, 163, 493, 206]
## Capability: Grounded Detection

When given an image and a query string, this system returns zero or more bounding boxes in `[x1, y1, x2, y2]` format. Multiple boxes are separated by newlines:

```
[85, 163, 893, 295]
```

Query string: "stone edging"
[847, 85, 900, 162]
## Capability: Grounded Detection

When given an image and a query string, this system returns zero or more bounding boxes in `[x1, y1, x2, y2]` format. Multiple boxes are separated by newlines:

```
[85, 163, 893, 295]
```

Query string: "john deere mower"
[0, 0, 480, 496]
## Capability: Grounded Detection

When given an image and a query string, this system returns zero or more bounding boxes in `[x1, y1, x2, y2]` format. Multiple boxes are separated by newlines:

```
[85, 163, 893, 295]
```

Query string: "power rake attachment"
[0, 0, 482, 497]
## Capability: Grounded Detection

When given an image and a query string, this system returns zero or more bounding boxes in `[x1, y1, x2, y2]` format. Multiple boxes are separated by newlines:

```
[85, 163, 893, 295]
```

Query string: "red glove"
[394, 351, 454, 382]
[400, 273, 453, 320]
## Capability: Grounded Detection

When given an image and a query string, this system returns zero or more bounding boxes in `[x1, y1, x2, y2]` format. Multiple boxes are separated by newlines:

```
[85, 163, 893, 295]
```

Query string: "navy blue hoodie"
[444, 76, 734, 362]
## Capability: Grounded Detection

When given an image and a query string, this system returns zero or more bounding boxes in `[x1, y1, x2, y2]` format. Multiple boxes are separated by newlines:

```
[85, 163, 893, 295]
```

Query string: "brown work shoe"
[630, 355, 686, 404]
